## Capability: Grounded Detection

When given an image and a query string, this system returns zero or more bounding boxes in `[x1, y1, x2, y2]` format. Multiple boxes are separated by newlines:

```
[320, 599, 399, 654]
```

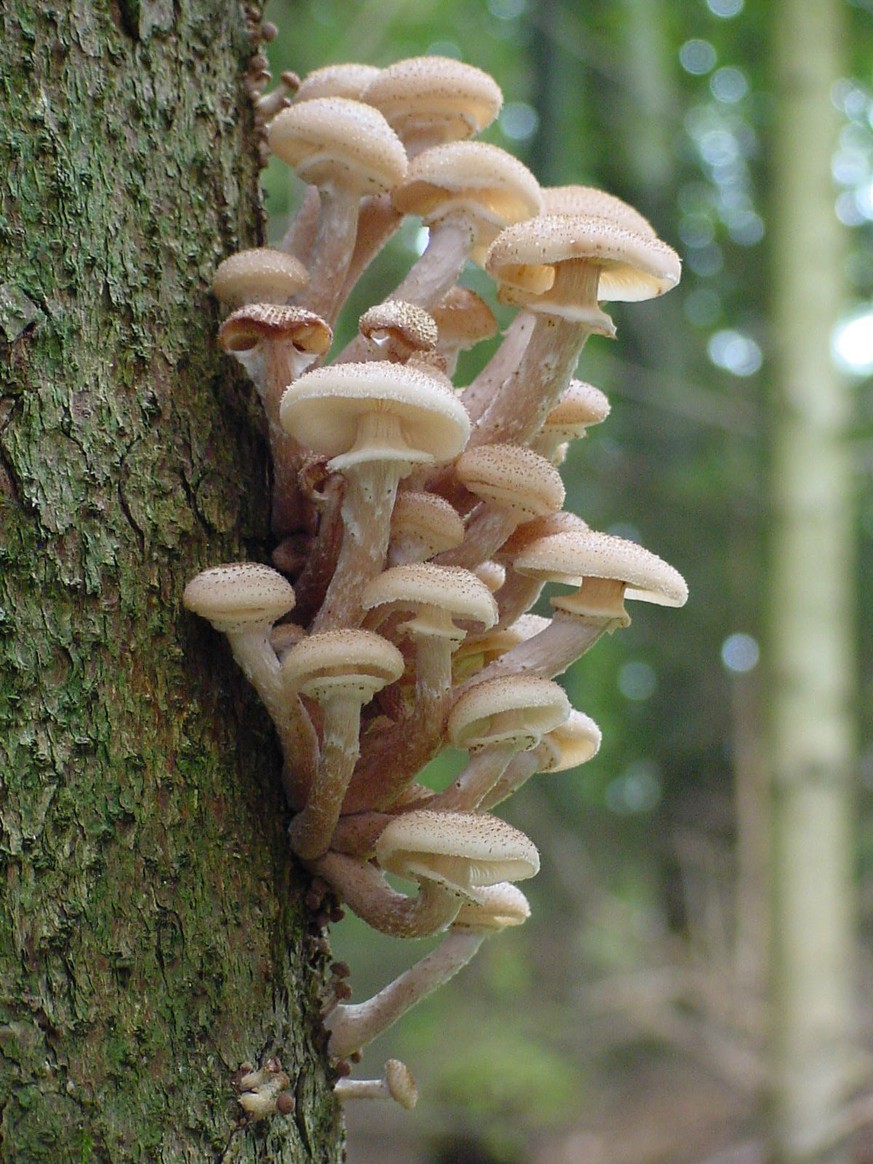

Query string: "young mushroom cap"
[388, 491, 466, 564]
[294, 62, 382, 103]
[455, 443, 566, 522]
[361, 562, 498, 644]
[182, 562, 296, 634]
[451, 881, 531, 931]
[212, 248, 310, 308]
[361, 56, 503, 150]
[543, 380, 611, 436]
[279, 361, 470, 472]
[447, 675, 571, 752]
[430, 286, 498, 353]
[281, 628, 404, 703]
[375, 809, 540, 894]
[358, 300, 439, 362]
[536, 708, 602, 771]
[267, 97, 407, 196]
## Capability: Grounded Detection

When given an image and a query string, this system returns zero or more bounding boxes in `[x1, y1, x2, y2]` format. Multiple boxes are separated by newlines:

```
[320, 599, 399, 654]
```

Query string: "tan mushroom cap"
[280, 628, 403, 702]
[361, 562, 498, 643]
[514, 528, 688, 618]
[375, 809, 540, 893]
[294, 63, 382, 103]
[543, 380, 611, 435]
[212, 248, 309, 309]
[383, 1060, 418, 1110]
[218, 304, 332, 358]
[279, 361, 471, 471]
[389, 492, 465, 562]
[473, 560, 506, 593]
[486, 214, 681, 309]
[447, 675, 570, 752]
[496, 511, 591, 561]
[359, 300, 439, 360]
[542, 185, 657, 237]
[362, 56, 503, 147]
[183, 562, 296, 634]
[452, 882, 530, 931]
[392, 141, 542, 263]
[268, 97, 407, 195]
[455, 443, 566, 521]
[431, 286, 497, 350]
[536, 708, 602, 772]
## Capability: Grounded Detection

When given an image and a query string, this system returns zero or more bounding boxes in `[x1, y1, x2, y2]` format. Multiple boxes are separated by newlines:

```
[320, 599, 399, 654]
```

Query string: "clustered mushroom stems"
[186, 50, 688, 1112]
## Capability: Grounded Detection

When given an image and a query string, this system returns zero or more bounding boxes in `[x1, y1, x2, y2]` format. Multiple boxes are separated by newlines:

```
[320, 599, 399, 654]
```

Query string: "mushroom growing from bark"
[334, 1059, 418, 1109]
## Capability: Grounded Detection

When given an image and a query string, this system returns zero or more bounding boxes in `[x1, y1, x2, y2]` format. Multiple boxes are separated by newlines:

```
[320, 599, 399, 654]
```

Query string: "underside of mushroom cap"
[280, 628, 404, 701]
[361, 562, 498, 641]
[448, 675, 571, 751]
[183, 563, 296, 634]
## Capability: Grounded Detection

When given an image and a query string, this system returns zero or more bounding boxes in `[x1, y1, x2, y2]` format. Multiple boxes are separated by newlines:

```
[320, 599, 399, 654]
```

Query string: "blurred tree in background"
[259, 2, 873, 1161]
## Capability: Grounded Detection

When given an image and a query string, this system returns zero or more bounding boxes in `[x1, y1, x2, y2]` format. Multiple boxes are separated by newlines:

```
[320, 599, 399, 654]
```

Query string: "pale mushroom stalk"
[334, 1060, 418, 1110]
[477, 749, 541, 811]
[389, 218, 476, 310]
[493, 565, 547, 629]
[325, 927, 487, 1059]
[459, 311, 534, 424]
[279, 186, 321, 266]
[308, 850, 462, 938]
[338, 194, 404, 304]
[427, 739, 521, 812]
[434, 505, 519, 571]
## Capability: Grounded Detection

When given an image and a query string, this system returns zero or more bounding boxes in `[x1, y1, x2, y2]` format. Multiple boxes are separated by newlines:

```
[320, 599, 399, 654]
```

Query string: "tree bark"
[766, 1, 857, 1160]
[0, 3, 342, 1161]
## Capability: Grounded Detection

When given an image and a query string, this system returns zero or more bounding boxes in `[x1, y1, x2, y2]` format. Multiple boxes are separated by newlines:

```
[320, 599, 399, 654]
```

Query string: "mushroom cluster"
[186, 53, 687, 1112]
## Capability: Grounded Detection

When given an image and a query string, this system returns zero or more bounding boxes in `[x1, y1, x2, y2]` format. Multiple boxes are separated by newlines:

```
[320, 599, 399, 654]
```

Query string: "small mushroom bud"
[334, 1059, 418, 1109]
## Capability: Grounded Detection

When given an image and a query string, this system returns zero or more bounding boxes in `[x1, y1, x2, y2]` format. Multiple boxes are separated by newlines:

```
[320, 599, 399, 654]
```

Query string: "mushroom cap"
[486, 213, 681, 307]
[430, 286, 498, 351]
[280, 628, 404, 703]
[542, 380, 611, 438]
[452, 882, 530, 931]
[361, 56, 503, 147]
[514, 528, 688, 613]
[267, 97, 407, 195]
[451, 613, 550, 681]
[536, 708, 602, 771]
[455, 443, 566, 521]
[447, 675, 570, 752]
[294, 62, 382, 103]
[218, 304, 332, 358]
[358, 300, 439, 361]
[279, 361, 471, 471]
[473, 560, 506, 593]
[183, 563, 296, 634]
[389, 491, 466, 563]
[542, 185, 657, 237]
[361, 562, 498, 642]
[375, 809, 539, 893]
[392, 141, 542, 261]
[383, 1060, 418, 1110]
[212, 248, 309, 309]
[496, 511, 591, 562]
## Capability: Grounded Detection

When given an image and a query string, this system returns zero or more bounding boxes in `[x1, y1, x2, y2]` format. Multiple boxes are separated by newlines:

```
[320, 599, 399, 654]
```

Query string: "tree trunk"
[0, 3, 343, 1160]
[766, 1, 857, 1160]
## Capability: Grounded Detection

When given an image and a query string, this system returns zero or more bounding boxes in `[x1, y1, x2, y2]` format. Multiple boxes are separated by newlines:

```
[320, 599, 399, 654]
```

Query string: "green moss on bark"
[0, 4, 342, 1160]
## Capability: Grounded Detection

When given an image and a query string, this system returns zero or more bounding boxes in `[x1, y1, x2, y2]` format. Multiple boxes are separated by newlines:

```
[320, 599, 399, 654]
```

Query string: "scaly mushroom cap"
[392, 141, 542, 263]
[448, 675, 570, 752]
[294, 63, 382, 103]
[279, 361, 471, 471]
[496, 510, 591, 561]
[375, 809, 540, 893]
[389, 492, 466, 563]
[358, 300, 439, 361]
[486, 214, 681, 310]
[543, 380, 611, 437]
[452, 882, 531, 931]
[536, 708, 602, 771]
[362, 56, 503, 148]
[183, 563, 296, 634]
[281, 628, 404, 703]
[212, 248, 309, 309]
[430, 286, 497, 351]
[514, 528, 688, 618]
[542, 185, 657, 237]
[361, 562, 498, 644]
[455, 443, 566, 521]
[268, 97, 407, 195]
[218, 304, 332, 360]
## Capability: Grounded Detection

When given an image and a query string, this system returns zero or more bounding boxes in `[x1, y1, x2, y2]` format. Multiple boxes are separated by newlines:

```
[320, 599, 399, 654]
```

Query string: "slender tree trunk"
[766, 1, 857, 1160]
[0, 4, 342, 1160]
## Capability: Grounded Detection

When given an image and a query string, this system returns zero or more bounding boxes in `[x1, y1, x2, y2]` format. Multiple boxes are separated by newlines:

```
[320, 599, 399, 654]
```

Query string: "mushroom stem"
[334, 1060, 418, 1109]
[426, 741, 520, 812]
[389, 218, 476, 309]
[280, 186, 321, 267]
[459, 311, 534, 424]
[435, 505, 520, 572]
[325, 927, 486, 1059]
[477, 749, 541, 811]
[309, 850, 462, 938]
[463, 606, 616, 686]
[300, 183, 362, 324]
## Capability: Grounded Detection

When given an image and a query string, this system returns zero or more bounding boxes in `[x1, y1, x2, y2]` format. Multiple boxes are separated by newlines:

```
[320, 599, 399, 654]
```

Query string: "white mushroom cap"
[183, 563, 296, 634]
[536, 708, 602, 771]
[496, 510, 591, 561]
[375, 809, 540, 893]
[212, 248, 309, 308]
[268, 97, 407, 196]
[392, 141, 542, 262]
[452, 882, 531, 931]
[279, 361, 470, 471]
[542, 185, 657, 237]
[362, 56, 503, 148]
[294, 63, 382, 103]
[280, 628, 404, 703]
[389, 492, 465, 563]
[447, 675, 570, 752]
[455, 443, 566, 521]
[361, 562, 498, 643]
[486, 214, 681, 310]
[543, 380, 610, 436]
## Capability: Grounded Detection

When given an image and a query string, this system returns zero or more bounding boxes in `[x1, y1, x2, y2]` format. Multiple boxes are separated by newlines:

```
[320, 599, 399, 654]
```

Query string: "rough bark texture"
[0, 3, 343, 1161]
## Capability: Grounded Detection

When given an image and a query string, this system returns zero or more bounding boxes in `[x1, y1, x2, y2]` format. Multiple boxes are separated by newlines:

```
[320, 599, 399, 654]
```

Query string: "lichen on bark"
[0, 3, 342, 1160]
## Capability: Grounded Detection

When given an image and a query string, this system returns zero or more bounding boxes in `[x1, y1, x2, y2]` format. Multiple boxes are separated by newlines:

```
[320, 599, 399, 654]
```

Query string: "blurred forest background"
[261, 1, 873, 1161]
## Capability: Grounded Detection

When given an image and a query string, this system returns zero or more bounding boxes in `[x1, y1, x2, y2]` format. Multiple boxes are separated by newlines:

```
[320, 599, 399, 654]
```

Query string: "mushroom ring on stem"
[282, 628, 404, 860]
[279, 361, 471, 631]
